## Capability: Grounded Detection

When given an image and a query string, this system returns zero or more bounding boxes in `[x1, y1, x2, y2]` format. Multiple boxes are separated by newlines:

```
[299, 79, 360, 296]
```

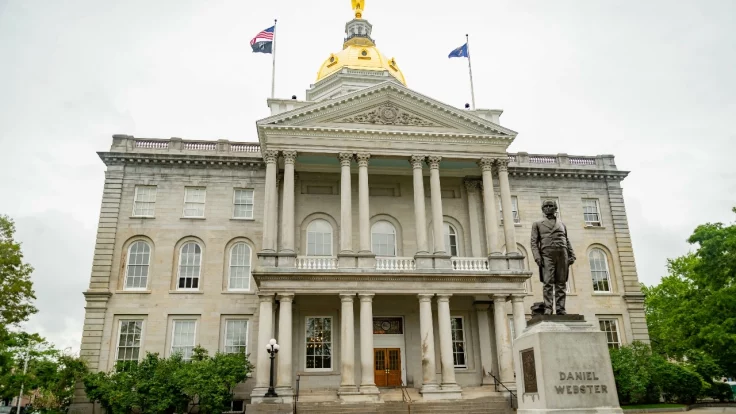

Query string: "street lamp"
[264, 338, 280, 397]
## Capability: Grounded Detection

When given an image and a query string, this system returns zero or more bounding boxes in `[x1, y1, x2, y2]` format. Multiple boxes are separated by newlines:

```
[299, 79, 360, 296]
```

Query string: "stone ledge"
[527, 314, 585, 327]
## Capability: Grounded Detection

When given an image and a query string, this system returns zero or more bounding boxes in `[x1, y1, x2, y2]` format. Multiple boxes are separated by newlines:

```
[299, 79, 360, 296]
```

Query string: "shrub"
[709, 382, 734, 402]
[651, 358, 703, 404]
[609, 342, 659, 405]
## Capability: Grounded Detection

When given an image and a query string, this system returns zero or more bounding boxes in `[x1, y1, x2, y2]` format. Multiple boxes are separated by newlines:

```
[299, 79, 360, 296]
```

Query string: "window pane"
[305, 317, 332, 369]
[451, 317, 467, 367]
[125, 241, 150, 289]
[183, 188, 206, 217]
[172, 320, 196, 360]
[372, 221, 396, 256]
[234, 189, 254, 219]
[599, 319, 621, 349]
[117, 320, 143, 363]
[225, 320, 248, 354]
[444, 223, 458, 256]
[133, 186, 157, 216]
[178, 243, 201, 290]
[583, 199, 601, 224]
[307, 220, 333, 256]
[229, 243, 251, 290]
[589, 249, 611, 292]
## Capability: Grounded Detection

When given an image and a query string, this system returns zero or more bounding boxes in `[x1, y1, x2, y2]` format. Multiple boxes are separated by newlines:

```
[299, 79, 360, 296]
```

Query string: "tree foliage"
[84, 346, 252, 414]
[0, 215, 37, 338]
[644, 207, 736, 377]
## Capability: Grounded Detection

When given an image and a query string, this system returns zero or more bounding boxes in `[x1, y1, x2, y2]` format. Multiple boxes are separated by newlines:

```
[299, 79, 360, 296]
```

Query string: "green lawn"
[621, 404, 687, 410]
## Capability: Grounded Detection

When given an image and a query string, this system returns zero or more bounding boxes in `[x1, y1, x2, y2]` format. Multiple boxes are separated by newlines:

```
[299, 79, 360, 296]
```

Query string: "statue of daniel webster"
[531, 201, 576, 315]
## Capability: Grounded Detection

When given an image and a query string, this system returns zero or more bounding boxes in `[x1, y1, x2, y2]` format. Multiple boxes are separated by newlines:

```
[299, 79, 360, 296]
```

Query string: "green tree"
[0, 215, 37, 334]
[644, 207, 736, 376]
[609, 342, 658, 405]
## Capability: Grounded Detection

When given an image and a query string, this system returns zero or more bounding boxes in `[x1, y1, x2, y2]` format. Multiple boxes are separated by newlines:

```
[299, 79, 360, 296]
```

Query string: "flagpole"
[271, 19, 277, 99]
[465, 33, 476, 110]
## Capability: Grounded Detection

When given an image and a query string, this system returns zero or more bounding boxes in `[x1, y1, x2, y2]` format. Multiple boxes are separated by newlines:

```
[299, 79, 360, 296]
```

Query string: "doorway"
[374, 348, 402, 387]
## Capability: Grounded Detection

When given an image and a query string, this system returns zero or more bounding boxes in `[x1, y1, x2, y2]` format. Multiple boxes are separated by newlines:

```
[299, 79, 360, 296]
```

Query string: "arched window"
[444, 223, 459, 256]
[178, 242, 202, 290]
[125, 241, 151, 290]
[307, 219, 333, 256]
[228, 243, 251, 290]
[372, 221, 396, 256]
[589, 248, 612, 292]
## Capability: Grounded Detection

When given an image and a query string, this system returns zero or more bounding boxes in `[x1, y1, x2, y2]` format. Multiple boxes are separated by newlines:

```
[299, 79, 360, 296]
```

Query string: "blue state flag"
[448, 43, 469, 58]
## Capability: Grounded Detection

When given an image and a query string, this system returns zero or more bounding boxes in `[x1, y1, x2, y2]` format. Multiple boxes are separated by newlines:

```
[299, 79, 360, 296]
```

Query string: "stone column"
[496, 159, 517, 254]
[359, 294, 379, 397]
[428, 156, 446, 254]
[356, 153, 372, 254]
[464, 179, 482, 257]
[475, 303, 496, 385]
[492, 294, 515, 386]
[251, 294, 274, 397]
[338, 293, 358, 395]
[410, 155, 430, 256]
[436, 295, 460, 391]
[276, 293, 294, 392]
[511, 295, 526, 339]
[280, 151, 297, 254]
[418, 294, 439, 393]
[339, 153, 354, 254]
[261, 150, 279, 252]
[479, 158, 501, 255]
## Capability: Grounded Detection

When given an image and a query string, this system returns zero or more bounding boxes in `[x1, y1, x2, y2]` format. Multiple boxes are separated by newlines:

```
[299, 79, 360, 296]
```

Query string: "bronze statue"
[530, 201, 575, 315]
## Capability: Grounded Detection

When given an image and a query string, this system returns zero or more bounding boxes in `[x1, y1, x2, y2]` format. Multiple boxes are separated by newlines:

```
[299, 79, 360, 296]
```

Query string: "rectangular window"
[233, 189, 254, 219]
[224, 320, 248, 354]
[599, 319, 621, 349]
[183, 187, 206, 218]
[133, 186, 157, 217]
[583, 199, 602, 226]
[499, 196, 521, 224]
[305, 317, 332, 370]
[451, 317, 467, 367]
[171, 320, 197, 360]
[116, 320, 143, 363]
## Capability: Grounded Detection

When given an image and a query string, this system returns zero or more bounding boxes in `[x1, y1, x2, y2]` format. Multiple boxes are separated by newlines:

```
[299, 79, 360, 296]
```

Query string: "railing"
[489, 371, 517, 409]
[569, 156, 596, 165]
[296, 256, 338, 270]
[293, 374, 300, 414]
[230, 143, 260, 153]
[376, 257, 416, 271]
[507, 154, 517, 162]
[400, 381, 413, 412]
[528, 155, 556, 164]
[451, 257, 489, 271]
[135, 140, 169, 149]
[184, 142, 217, 151]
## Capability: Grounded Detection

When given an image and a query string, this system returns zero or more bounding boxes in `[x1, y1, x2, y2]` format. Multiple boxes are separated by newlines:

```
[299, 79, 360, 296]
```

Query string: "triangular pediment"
[257, 82, 517, 138]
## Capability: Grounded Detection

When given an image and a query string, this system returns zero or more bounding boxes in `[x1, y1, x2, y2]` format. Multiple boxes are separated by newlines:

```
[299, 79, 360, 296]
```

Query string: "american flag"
[251, 25, 274, 53]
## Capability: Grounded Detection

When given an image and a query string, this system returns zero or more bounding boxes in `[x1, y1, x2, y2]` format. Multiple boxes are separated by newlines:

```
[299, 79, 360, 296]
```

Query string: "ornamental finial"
[351, 0, 365, 18]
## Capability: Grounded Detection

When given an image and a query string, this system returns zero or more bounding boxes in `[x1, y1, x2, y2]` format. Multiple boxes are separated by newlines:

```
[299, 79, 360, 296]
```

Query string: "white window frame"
[589, 248, 613, 293]
[451, 316, 467, 368]
[232, 188, 255, 219]
[115, 319, 144, 363]
[177, 242, 202, 291]
[306, 219, 334, 257]
[183, 187, 206, 218]
[304, 316, 333, 372]
[223, 319, 248, 355]
[444, 223, 459, 257]
[132, 186, 157, 217]
[124, 241, 151, 291]
[598, 318, 622, 349]
[499, 196, 521, 224]
[371, 221, 397, 257]
[228, 243, 251, 291]
[171, 319, 197, 361]
[583, 198, 602, 227]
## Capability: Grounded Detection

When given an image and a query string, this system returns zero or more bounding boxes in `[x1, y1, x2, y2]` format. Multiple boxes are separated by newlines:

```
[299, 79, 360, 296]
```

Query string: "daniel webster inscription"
[531, 200, 576, 315]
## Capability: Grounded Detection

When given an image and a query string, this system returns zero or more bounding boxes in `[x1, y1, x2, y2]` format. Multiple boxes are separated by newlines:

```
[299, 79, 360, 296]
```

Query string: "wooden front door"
[374, 348, 401, 387]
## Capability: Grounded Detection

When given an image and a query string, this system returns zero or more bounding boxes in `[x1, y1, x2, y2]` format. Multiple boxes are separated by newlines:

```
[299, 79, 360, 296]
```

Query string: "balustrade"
[230, 143, 261, 152]
[296, 256, 338, 270]
[569, 156, 596, 165]
[375, 257, 416, 271]
[135, 140, 169, 149]
[451, 257, 489, 271]
[528, 155, 556, 164]
[184, 142, 217, 151]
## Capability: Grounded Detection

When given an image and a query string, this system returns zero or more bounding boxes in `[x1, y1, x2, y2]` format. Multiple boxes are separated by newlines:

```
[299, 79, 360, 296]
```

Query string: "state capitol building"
[73, 4, 649, 413]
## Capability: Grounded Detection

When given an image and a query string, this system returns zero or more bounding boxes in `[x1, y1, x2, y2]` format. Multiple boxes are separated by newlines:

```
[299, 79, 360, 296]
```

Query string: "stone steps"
[254, 396, 513, 414]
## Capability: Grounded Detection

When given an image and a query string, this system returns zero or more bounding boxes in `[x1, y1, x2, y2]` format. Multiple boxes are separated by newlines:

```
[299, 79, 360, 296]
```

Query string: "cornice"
[508, 166, 629, 181]
[97, 151, 265, 169]
[253, 272, 530, 284]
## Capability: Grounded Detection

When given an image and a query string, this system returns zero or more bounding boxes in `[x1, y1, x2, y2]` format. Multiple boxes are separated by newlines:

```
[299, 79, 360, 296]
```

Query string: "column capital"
[339, 293, 356, 302]
[258, 293, 275, 303]
[263, 150, 279, 164]
[356, 153, 371, 167]
[338, 152, 353, 167]
[464, 179, 481, 192]
[436, 294, 452, 302]
[510, 294, 525, 303]
[495, 158, 509, 173]
[478, 157, 495, 172]
[282, 150, 298, 164]
[474, 302, 492, 311]
[492, 294, 509, 302]
[277, 293, 295, 302]
[409, 155, 426, 169]
[427, 155, 442, 169]
[358, 293, 375, 302]
[418, 293, 434, 302]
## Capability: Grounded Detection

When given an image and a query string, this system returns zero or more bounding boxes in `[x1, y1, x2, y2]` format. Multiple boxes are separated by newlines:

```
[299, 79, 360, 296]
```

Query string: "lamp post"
[264, 338, 280, 397]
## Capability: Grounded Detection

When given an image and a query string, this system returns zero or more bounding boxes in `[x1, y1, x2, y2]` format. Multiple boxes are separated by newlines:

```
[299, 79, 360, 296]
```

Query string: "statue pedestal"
[513, 316, 623, 414]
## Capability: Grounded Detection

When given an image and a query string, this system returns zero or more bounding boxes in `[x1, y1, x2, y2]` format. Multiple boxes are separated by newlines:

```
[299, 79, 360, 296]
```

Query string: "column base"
[338, 253, 358, 269]
[337, 385, 364, 402]
[414, 253, 434, 269]
[251, 387, 292, 403]
[276, 252, 297, 268]
[356, 252, 376, 269]
[257, 251, 278, 267]
[432, 254, 453, 270]
[419, 386, 462, 400]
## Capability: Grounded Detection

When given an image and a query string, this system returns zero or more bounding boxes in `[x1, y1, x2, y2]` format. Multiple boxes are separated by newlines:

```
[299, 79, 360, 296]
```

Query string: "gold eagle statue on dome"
[351, 0, 365, 18]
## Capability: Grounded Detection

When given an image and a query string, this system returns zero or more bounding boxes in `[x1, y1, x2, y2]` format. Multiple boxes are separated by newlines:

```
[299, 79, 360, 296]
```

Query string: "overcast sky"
[0, 0, 734, 352]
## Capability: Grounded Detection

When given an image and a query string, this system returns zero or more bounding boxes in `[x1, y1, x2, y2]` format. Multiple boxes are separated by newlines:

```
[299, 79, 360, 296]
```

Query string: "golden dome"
[316, 44, 406, 85]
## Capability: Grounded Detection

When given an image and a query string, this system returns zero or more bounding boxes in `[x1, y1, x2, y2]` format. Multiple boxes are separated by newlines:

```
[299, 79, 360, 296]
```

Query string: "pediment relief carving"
[337, 103, 439, 127]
